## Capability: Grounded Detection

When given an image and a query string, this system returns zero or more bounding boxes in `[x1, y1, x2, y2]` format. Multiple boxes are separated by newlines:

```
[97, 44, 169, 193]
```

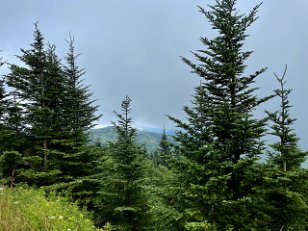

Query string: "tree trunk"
[43, 140, 48, 170]
[283, 160, 287, 172]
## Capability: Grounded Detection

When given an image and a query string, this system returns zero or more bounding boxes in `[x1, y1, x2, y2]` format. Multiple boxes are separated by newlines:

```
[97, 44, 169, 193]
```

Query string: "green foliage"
[5, 23, 66, 185]
[0, 151, 22, 187]
[146, 161, 182, 231]
[89, 127, 173, 152]
[266, 66, 307, 171]
[95, 96, 149, 230]
[3, 23, 100, 188]
[168, 0, 274, 229]
[0, 3, 307, 231]
[251, 165, 308, 230]
[150, 128, 173, 168]
[0, 185, 103, 231]
[62, 35, 100, 146]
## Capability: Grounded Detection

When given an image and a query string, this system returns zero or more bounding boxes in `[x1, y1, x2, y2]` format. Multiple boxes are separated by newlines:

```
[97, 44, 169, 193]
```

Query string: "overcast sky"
[1, 0, 308, 147]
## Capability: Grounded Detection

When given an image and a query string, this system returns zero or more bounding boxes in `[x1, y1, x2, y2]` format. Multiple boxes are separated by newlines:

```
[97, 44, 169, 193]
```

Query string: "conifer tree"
[62, 35, 100, 147]
[261, 66, 308, 230]
[96, 96, 148, 230]
[6, 22, 47, 158]
[182, 0, 270, 164]
[56, 36, 100, 182]
[6, 24, 65, 185]
[0, 56, 8, 152]
[158, 129, 171, 154]
[151, 128, 172, 167]
[168, 84, 217, 230]
[4, 24, 100, 189]
[170, 0, 272, 229]
[266, 66, 307, 171]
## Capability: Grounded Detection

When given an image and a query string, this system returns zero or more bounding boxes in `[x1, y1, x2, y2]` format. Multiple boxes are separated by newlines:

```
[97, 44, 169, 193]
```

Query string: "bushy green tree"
[0, 151, 22, 188]
[95, 96, 148, 230]
[55, 35, 101, 184]
[168, 84, 217, 230]
[6, 24, 61, 185]
[169, 0, 272, 229]
[62, 35, 100, 147]
[259, 66, 308, 230]
[5, 25, 100, 187]
[0, 54, 27, 154]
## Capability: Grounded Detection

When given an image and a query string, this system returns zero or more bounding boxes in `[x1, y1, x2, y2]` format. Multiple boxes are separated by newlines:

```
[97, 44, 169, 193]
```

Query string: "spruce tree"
[53, 35, 100, 181]
[158, 129, 171, 154]
[62, 35, 100, 147]
[170, 0, 272, 229]
[151, 128, 172, 167]
[182, 0, 270, 164]
[261, 66, 308, 230]
[6, 24, 65, 185]
[266, 66, 307, 171]
[0, 56, 8, 152]
[96, 96, 148, 230]
[168, 84, 217, 230]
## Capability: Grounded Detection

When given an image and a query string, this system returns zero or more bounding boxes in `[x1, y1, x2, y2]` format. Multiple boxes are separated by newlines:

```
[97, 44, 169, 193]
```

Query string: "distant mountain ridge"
[88, 126, 174, 152]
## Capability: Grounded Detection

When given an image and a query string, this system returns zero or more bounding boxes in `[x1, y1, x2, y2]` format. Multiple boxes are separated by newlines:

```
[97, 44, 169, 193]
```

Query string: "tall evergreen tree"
[170, 0, 272, 229]
[1, 24, 101, 192]
[62, 35, 100, 147]
[260, 66, 308, 230]
[168, 84, 217, 230]
[6, 24, 66, 185]
[96, 96, 148, 230]
[55, 35, 101, 193]
[182, 0, 270, 164]
[0, 56, 8, 152]
[266, 66, 307, 171]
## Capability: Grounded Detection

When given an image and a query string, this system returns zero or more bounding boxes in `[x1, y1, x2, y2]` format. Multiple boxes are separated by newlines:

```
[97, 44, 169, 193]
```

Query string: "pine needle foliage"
[169, 0, 273, 229]
[96, 96, 148, 230]
[266, 66, 307, 171]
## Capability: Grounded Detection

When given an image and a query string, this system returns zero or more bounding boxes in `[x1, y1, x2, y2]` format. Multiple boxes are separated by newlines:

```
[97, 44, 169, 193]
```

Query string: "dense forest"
[0, 0, 307, 230]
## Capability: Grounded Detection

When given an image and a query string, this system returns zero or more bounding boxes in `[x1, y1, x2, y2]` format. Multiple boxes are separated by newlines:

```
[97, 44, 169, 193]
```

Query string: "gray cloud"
[1, 0, 308, 148]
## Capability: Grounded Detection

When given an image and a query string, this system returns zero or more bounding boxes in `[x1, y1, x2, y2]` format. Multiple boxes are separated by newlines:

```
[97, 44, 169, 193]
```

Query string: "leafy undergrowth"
[0, 185, 107, 231]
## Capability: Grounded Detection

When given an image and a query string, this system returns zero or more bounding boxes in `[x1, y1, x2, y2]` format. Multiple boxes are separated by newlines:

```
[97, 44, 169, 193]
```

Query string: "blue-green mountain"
[88, 126, 174, 152]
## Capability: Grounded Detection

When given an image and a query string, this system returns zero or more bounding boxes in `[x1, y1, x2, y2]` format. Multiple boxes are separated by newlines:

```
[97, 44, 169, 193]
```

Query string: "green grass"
[0, 185, 106, 231]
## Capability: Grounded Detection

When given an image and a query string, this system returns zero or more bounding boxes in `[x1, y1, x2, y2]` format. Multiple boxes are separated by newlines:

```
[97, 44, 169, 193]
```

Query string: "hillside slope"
[88, 127, 174, 152]
[0, 186, 104, 231]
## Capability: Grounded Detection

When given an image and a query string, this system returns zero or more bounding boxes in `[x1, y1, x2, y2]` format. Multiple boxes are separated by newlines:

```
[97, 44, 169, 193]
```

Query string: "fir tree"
[62, 35, 100, 147]
[168, 84, 217, 230]
[260, 66, 308, 230]
[0, 56, 9, 152]
[170, 0, 272, 229]
[158, 128, 171, 154]
[6, 24, 64, 185]
[182, 0, 270, 164]
[51, 35, 101, 184]
[266, 66, 307, 171]
[0, 151, 22, 188]
[96, 96, 148, 230]
[151, 128, 172, 167]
